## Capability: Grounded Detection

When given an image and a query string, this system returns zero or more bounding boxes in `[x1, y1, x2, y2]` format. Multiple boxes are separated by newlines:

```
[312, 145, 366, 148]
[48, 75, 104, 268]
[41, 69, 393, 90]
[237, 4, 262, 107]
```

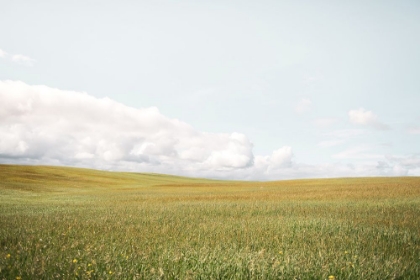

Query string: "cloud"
[0, 80, 417, 180]
[295, 98, 312, 114]
[229, 158, 418, 180]
[408, 127, 420, 134]
[255, 146, 293, 171]
[312, 117, 339, 128]
[377, 154, 420, 176]
[11, 54, 36, 66]
[0, 80, 257, 177]
[348, 108, 389, 130]
[0, 48, 35, 66]
[385, 154, 420, 169]
[332, 145, 383, 160]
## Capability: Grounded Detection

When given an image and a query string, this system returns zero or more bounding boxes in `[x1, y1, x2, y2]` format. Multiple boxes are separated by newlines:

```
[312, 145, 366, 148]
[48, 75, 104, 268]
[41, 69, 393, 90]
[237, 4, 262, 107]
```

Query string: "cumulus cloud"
[0, 80, 257, 175]
[0, 48, 35, 66]
[254, 146, 293, 172]
[295, 98, 312, 114]
[348, 108, 389, 130]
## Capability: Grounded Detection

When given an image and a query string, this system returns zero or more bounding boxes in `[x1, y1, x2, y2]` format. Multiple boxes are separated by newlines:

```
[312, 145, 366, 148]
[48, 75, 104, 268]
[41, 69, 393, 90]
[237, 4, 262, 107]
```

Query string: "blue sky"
[1, 0, 420, 179]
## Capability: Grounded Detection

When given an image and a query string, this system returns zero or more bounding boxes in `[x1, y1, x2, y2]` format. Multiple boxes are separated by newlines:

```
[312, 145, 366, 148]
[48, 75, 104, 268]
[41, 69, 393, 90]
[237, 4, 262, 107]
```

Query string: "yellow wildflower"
[6, 254, 11, 258]
[328, 276, 336, 280]
[109, 270, 112, 274]
[73, 259, 78, 263]
[16, 277, 22, 280]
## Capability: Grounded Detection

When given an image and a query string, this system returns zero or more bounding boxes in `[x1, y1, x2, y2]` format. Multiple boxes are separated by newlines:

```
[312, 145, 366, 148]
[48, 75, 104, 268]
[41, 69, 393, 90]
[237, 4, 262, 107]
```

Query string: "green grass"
[1, 164, 419, 279]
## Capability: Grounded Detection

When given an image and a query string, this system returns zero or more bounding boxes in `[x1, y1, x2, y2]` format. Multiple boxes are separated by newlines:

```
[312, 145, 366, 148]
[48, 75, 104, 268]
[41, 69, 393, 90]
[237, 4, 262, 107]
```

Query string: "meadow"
[0, 164, 419, 279]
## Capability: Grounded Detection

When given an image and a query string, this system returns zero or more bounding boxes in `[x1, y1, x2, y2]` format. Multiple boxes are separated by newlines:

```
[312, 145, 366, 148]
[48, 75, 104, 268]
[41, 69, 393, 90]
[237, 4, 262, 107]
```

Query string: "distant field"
[1, 164, 419, 279]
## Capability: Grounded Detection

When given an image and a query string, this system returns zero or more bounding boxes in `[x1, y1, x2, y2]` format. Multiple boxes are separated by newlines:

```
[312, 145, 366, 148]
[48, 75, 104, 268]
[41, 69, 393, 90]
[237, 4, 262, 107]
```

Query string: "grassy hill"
[0, 164, 218, 191]
[1, 164, 419, 279]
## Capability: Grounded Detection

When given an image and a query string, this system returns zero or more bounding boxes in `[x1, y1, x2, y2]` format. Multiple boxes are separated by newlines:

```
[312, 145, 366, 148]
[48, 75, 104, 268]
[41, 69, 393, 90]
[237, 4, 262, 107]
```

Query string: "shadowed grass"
[1, 164, 419, 279]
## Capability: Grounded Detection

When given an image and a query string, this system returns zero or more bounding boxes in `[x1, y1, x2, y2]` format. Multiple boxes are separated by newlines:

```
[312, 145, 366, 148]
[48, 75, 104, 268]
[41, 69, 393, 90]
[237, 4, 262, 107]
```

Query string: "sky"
[1, 0, 420, 180]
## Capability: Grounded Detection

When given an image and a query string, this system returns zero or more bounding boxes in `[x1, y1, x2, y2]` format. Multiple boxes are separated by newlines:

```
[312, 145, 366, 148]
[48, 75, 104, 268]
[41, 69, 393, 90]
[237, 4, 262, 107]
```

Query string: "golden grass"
[1, 164, 419, 279]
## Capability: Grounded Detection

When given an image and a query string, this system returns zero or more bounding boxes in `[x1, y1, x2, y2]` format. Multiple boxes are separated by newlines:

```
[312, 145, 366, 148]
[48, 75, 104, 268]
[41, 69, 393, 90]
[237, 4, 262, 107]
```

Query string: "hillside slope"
[0, 164, 218, 192]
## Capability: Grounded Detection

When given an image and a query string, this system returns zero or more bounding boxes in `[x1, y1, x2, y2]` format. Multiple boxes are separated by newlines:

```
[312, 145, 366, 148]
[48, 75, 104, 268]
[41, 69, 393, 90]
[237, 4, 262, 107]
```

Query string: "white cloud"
[0, 80, 256, 177]
[348, 108, 389, 130]
[0, 48, 35, 66]
[295, 98, 312, 114]
[227, 159, 416, 180]
[11, 54, 36, 66]
[270, 146, 293, 168]
[385, 154, 420, 168]
[239, 147, 294, 179]
[377, 154, 420, 176]
[408, 127, 420, 134]
[256, 146, 293, 172]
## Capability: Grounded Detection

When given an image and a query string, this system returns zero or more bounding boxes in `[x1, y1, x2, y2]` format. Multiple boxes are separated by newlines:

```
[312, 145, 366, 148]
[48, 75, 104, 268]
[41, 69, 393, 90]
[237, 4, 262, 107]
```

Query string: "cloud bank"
[1, 81, 418, 180]
[0, 80, 256, 175]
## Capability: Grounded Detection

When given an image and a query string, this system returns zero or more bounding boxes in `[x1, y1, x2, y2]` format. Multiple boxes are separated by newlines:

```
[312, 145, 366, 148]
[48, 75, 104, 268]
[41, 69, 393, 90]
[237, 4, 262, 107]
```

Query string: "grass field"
[1, 164, 419, 279]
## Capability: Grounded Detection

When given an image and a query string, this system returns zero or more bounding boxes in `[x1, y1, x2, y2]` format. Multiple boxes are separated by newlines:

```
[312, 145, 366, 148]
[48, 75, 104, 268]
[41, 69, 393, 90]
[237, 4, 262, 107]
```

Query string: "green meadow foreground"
[0, 165, 419, 279]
